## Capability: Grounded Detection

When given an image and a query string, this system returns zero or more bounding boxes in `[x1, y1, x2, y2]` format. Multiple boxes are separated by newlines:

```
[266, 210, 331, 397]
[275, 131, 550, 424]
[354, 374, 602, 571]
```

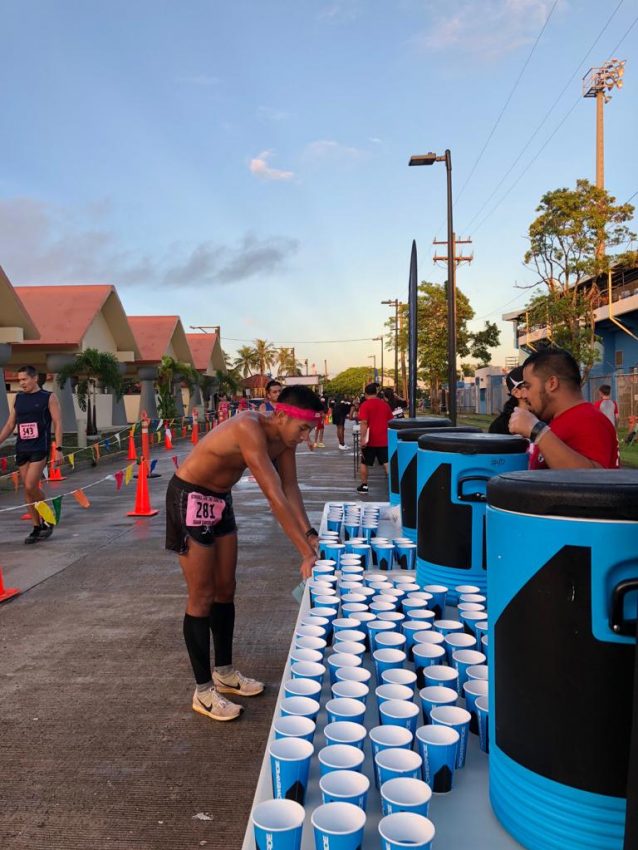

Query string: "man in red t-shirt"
[357, 382, 393, 493]
[509, 348, 619, 469]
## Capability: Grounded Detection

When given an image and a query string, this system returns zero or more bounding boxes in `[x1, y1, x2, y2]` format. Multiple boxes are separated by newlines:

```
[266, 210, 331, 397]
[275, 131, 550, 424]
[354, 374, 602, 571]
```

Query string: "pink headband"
[275, 403, 323, 423]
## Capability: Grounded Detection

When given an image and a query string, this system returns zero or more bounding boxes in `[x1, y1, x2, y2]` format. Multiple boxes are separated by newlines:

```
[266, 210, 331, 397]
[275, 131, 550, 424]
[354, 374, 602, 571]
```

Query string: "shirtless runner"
[165, 385, 323, 722]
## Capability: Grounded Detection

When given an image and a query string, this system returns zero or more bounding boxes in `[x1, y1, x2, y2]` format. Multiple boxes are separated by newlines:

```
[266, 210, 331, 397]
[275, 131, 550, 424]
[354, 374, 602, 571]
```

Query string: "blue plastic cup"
[418, 685, 458, 724]
[451, 649, 486, 692]
[474, 620, 488, 643]
[381, 667, 418, 694]
[368, 620, 396, 653]
[311, 802, 366, 850]
[318, 744, 365, 776]
[294, 635, 327, 657]
[284, 677, 322, 701]
[332, 640, 366, 659]
[375, 544, 396, 571]
[310, 582, 336, 607]
[344, 522, 360, 541]
[360, 525, 378, 543]
[430, 705, 471, 769]
[412, 643, 446, 689]
[423, 665, 459, 692]
[455, 583, 480, 597]
[269, 737, 314, 804]
[476, 695, 489, 753]
[380, 776, 432, 817]
[378, 812, 436, 850]
[323, 720, 367, 750]
[326, 517, 342, 533]
[415, 724, 460, 793]
[443, 632, 477, 666]
[376, 610, 406, 628]
[295, 624, 327, 642]
[394, 542, 417, 571]
[461, 609, 488, 636]
[289, 648, 323, 666]
[290, 660, 325, 684]
[327, 653, 362, 686]
[252, 798, 305, 850]
[433, 619, 464, 638]
[379, 699, 420, 735]
[406, 609, 436, 625]
[332, 617, 360, 637]
[375, 631, 407, 653]
[373, 648, 406, 682]
[401, 597, 428, 617]
[350, 543, 372, 568]
[335, 665, 372, 688]
[319, 769, 370, 810]
[375, 682, 413, 708]
[375, 747, 423, 785]
[331, 679, 369, 706]
[369, 724, 414, 788]
[341, 602, 368, 616]
[463, 679, 489, 735]
[466, 664, 488, 683]
[334, 629, 367, 646]
[412, 630, 444, 650]
[370, 599, 396, 616]
[325, 697, 367, 725]
[273, 714, 316, 743]
[280, 696, 320, 723]
[422, 585, 448, 618]
[323, 542, 346, 567]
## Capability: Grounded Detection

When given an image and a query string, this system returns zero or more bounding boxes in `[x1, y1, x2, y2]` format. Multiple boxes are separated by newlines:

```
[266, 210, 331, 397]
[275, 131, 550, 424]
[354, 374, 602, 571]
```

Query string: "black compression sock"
[183, 614, 212, 685]
[209, 602, 235, 668]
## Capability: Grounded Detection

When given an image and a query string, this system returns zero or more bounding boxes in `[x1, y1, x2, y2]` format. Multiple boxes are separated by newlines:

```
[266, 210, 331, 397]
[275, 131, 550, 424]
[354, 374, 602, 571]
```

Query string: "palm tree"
[156, 355, 200, 418]
[57, 348, 123, 436]
[277, 347, 302, 376]
[233, 345, 258, 378]
[253, 338, 278, 376]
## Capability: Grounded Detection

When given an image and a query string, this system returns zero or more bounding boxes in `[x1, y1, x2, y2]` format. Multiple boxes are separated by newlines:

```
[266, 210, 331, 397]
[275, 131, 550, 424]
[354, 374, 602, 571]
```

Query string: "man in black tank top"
[0, 365, 63, 543]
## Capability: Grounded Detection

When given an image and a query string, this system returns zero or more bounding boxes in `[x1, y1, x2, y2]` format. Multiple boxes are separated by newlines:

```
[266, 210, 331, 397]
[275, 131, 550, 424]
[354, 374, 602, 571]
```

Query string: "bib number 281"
[185, 492, 225, 527]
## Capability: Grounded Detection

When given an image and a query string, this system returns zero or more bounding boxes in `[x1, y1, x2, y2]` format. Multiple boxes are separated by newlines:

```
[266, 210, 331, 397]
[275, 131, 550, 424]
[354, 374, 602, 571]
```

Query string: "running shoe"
[356, 483, 369, 493]
[213, 669, 264, 696]
[192, 687, 242, 721]
[339, 444, 349, 451]
[317, 442, 325, 448]
[38, 521, 54, 540]
[25, 526, 42, 544]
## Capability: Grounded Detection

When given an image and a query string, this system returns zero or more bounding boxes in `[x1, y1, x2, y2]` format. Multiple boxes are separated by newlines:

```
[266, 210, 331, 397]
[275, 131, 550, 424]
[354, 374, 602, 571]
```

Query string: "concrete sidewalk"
[0, 422, 388, 850]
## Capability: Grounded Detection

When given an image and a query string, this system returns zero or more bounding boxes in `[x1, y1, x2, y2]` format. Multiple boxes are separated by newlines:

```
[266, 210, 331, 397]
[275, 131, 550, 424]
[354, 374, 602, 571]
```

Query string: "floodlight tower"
[582, 58, 626, 190]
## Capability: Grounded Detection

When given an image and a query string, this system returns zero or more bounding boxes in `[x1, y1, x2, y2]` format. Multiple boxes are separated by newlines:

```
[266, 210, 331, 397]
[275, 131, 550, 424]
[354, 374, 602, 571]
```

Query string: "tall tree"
[253, 338, 278, 376]
[57, 348, 123, 436]
[324, 367, 371, 398]
[233, 345, 258, 378]
[523, 179, 635, 376]
[156, 355, 199, 419]
[277, 347, 301, 376]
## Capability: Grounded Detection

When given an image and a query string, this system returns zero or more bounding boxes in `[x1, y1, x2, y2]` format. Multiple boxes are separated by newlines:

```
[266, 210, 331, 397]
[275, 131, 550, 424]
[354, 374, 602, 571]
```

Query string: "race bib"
[185, 492, 226, 527]
[18, 422, 39, 440]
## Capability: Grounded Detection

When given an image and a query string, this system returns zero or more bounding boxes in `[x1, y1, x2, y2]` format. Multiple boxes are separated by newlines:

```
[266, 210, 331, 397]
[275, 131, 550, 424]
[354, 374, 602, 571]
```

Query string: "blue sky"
[1, 0, 637, 377]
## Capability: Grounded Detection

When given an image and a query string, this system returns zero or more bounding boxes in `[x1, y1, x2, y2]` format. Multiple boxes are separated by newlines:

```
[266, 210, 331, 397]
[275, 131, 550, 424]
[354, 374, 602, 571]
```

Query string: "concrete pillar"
[188, 383, 203, 415]
[0, 344, 12, 430]
[111, 363, 129, 427]
[138, 366, 158, 419]
[173, 376, 185, 417]
[46, 354, 78, 433]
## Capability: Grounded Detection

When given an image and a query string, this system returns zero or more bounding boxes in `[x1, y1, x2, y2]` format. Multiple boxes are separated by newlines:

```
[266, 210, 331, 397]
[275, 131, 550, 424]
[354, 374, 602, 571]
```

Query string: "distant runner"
[0, 365, 63, 544]
[165, 385, 323, 722]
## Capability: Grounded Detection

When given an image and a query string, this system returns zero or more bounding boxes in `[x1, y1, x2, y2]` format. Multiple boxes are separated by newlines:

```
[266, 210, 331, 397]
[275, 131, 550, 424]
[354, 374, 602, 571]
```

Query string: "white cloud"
[416, 0, 558, 60]
[249, 150, 295, 181]
[0, 197, 298, 288]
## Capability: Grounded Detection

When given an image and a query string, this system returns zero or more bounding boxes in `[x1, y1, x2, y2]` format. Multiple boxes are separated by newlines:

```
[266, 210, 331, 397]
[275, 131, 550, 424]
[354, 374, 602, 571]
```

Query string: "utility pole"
[432, 234, 473, 417]
[381, 299, 400, 390]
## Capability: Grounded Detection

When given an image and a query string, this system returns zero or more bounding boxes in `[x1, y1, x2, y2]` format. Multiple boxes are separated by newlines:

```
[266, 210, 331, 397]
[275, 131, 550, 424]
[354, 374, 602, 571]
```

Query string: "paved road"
[0, 422, 387, 850]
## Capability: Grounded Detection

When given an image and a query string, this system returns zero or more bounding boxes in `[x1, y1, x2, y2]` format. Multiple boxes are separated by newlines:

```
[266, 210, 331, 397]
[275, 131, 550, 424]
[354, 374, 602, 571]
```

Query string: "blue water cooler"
[487, 469, 638, 850]
[397, 426, 481, 541]
[415, 432, 528, 601]
[388, 418, 450, 506]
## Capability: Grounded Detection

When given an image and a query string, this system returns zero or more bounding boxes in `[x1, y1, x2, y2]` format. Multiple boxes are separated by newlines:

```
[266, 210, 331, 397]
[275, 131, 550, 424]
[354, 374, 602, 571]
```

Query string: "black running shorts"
[165, 475, 237, 554]
[360, 446, 389, 467]
[16, 451, 48, 466]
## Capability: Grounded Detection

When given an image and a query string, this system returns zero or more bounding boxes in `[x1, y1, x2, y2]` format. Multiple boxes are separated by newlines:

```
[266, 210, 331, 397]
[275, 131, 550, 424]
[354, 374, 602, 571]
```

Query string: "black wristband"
[305, 527, 318, 538]
[530, 420, 549, 443]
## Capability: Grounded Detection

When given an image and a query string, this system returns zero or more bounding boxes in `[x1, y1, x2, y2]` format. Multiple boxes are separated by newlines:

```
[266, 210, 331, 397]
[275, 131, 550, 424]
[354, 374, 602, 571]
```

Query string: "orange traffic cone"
[48, 442, 65, 481]
[0, 567, 20, 603]
[164, 426, 173, 451]
[126, 458, 158, 517]
[127, 430, 137, 461]
[191, 409, 199, 444]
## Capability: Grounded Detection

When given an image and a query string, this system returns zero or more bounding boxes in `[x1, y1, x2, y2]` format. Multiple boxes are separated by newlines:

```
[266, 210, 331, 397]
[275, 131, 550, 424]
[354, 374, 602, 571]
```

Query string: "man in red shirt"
[509, 348, 619, 469]
[357, 382, 393, 493]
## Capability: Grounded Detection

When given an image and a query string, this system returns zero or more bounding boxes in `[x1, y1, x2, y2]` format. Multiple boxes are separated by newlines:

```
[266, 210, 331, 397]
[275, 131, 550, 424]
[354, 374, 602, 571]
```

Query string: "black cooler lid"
[418, 431, 528, 454]
[398, 425, 482, 443]
[388, 417, 451, 432]
[487, 469, 638, 521]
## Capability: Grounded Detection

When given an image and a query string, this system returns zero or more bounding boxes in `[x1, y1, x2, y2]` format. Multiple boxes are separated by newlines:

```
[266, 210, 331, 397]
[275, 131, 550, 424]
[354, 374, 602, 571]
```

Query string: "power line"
[461, 0, 626, 234]
[606, 9, 638, 55]
[223, 336, 378, 344]
[454, 0, 560, 210]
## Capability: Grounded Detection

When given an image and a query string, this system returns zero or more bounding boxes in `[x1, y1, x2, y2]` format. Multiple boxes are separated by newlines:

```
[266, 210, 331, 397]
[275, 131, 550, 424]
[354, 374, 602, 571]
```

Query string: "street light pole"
[409, 149, 457, 424]
[373, 335, 384, 387]
[381, 299, 400, 391]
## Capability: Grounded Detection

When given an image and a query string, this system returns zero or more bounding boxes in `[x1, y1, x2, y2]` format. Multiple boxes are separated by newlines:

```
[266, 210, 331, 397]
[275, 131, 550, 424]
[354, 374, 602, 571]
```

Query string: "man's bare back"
[177, 411, 290, 492]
